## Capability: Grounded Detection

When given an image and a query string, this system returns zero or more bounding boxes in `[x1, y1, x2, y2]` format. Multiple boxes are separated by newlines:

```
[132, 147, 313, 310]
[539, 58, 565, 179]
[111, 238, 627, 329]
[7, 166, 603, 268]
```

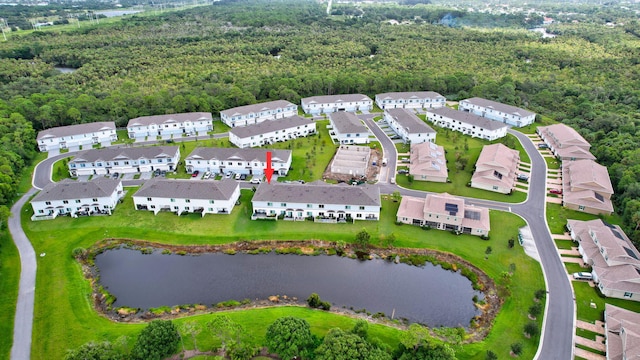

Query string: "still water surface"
[96, 248, 482, 327]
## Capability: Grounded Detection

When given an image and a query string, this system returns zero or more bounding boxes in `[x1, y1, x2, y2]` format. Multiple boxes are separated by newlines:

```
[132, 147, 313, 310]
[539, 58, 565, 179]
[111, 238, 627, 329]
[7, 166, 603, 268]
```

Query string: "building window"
[307, 204, 312, 208]
[268, 202, 273, 206]
[209, 200, 215, 204]
[185, 199, 191, 203]
[345, 206, 351, 210]
[75, 200, 81, 203]
[356, 214, 362, 218]
[624, 292, 633, 298]
[147, 197, 152, 201]
[92, 198, 98, 202]
[281, 203, 286, 207]
[150, 205, 155, 209]
[319, 204, 325, 209]
[45, 201, 51, 205]
[208, 208, 213, 212]
[171, 199, 175, 202]
[63, 200, 69, 204]
[579, 205, 585, 210]
[359, 206, 365, 210]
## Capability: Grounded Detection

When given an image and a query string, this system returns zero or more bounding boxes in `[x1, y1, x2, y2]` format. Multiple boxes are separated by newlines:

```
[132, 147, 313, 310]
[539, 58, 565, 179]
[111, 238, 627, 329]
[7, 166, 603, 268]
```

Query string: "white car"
[573, 272, 593, 281]
[203, 171, 211, 179]
[250, 177, 262, 184]
[234, 173, 242, 180]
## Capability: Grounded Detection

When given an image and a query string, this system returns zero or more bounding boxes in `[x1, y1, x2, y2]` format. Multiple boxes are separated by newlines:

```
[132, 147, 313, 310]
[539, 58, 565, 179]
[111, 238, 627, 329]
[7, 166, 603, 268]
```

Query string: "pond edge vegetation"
[77, 238, 502, 344]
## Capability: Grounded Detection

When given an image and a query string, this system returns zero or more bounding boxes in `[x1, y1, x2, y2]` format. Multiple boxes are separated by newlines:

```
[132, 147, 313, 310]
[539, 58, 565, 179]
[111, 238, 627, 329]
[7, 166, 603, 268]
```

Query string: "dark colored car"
[191, 170, 200, 178]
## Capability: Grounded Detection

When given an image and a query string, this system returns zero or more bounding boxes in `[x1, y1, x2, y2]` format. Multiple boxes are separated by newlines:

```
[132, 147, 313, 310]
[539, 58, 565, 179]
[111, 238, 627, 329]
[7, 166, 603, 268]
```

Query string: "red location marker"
[264, 151, 274, 184]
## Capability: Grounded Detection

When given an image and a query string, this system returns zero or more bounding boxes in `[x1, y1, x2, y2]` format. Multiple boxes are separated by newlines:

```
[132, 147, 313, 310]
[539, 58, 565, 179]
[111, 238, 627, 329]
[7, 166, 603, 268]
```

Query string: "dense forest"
[0, 0, 639, 242]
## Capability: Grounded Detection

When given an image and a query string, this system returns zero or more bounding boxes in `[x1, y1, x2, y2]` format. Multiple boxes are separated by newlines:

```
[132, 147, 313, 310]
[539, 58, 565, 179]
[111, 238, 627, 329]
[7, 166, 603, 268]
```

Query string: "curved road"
[13, 126, 573, 359]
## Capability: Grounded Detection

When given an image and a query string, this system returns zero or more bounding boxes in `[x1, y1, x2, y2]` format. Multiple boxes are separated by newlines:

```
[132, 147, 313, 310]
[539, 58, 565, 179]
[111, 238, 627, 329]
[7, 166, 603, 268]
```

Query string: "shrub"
[534, 289, 546, 301]
[524, 322, 539, 337]
[510, 342, 523, 356]
[529, 302, 542, 318]
[485, 350, 498, 360]
[131, 320, 180, 360]
[71, 247, 85, 259]
[307, 293, 321, 308]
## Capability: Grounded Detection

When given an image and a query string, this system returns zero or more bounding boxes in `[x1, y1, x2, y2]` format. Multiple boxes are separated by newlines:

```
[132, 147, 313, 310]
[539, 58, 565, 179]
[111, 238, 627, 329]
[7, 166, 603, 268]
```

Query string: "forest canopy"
[0, 0, 639, 241]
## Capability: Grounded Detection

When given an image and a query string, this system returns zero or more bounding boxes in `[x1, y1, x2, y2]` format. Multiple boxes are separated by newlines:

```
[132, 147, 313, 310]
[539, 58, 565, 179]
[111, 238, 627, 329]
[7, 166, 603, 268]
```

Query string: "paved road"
[18, 127, 574, 360]
[9, 188, 37, 360]
[358, 114, 397, 184]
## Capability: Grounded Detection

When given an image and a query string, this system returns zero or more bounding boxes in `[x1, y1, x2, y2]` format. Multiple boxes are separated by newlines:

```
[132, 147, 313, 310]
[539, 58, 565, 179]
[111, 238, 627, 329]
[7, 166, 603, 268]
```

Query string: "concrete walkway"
[577, 320, 605, 334]
[574, 347, 606, 360]
[10, 188, 37, 360]
[575, 336, 605, 352]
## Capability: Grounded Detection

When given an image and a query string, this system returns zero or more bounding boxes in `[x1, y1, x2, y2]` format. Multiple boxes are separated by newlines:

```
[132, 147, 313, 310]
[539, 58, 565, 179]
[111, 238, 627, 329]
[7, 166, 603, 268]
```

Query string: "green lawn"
[573, 281, 640, 324]
[517, 116, 558, 135]
[546, 203, 623, 235]
[21, 188, 543, 360]
[555, 239, 574, 250]
[211, 120, 232, 134]
[51, 158, 72, 182]
[397, 127, 528, 203]
[0, 231, 20, 359]
[545, 156, 561, 170]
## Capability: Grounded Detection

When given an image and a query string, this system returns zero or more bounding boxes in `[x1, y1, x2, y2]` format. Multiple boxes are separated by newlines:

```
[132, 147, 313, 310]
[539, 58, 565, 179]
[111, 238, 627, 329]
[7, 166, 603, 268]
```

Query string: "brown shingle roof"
[32, 178, 121, 202]
[253, 181, 380, 206]
[409, 142, 448, 180]
[605, 304, 640, 360]
[329, 112, 368, 134]
[134, 178, 239, 200]
[386, 108, 435, 135]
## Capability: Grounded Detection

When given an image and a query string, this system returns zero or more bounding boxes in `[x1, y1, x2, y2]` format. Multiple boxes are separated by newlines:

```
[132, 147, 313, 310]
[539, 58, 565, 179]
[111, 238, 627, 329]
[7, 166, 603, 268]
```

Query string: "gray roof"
[329, 112, 368, 134]
[253, 181, 380, 206]
[229, 116, 314, 138]
[32, 178, 121, 202]
[386, 108, 435, 134]
[134, 178, 239, 200]
[376, 91, 445, 101]
[220, 100, 296, 118]
[461, 97, 535, 117]
[127, 112, 213, 128]
[302, 94, 373, 105]
[70, 146, 179, 163]
[37, 122, 115, 141]
[427, 107, 509, 131]
[186, 147, 291, 163]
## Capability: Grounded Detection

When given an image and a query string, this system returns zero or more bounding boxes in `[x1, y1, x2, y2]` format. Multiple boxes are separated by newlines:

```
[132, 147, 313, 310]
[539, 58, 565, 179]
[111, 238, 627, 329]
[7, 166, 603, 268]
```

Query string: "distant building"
[251, 181, 380, 222]
[330, 145, 371, 177]
[37, 122, 117, 152]
[328, 112, 370, 144]
[68, 146, 180, 176]
[604, 304, 640, 360]
[409, 142, 448, 183]
[537, 124, 595, 161]
[228, 116, 316, 148]
[396, 193, 490, 236]
[375, 91, 446, 110]
[185, 148, 292, 176]
[384, 108, 436, 144]
[30, 178, 123, 220]
[132, 178, 240, 216]
[220, 100, 298, 128]
[126, 112, 213, 140]
[458, 97, 535, 127]
[301, 94, 373, 115]
[568, 219, 640, 302]
[426, 107, 508, 140]
[471, 144, 520, 194]
[563, 160, 614, 215]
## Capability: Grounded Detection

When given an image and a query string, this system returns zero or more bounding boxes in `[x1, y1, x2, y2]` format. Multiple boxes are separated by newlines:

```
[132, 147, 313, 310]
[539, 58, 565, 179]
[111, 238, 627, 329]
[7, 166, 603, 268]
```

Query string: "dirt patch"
[80, 239, 502, 343]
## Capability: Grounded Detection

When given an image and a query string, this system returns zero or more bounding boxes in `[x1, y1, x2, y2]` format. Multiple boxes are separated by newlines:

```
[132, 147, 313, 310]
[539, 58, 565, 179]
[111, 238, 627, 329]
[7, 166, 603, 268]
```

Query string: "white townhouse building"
[252, 181, 381, 222]
[375, 91, 446, 110]
[127, 112, 213, 140]
[220, 100, 298, 128]
[228, 116, 316, 148]
[471, 143, 520, 194]
[185, 148, 292, 176]
[426, 107, 508, 141]
[132, 178, 240, 217]
[37, 122, 117, 152]
[458, 97, 536, 127]
[301, 94, 373, 115]
[30, 178, 123, 220]
[328, 112, 370, 144]
[384, 108, 436, 144]
[68, 146, 180, 176]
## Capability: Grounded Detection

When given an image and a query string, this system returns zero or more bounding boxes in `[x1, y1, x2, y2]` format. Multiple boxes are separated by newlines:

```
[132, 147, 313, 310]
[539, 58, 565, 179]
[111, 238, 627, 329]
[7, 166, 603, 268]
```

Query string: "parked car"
[203, 171, 211, 179]
[517, 173, 529, 181]
[250, 177, 262, 184]
[549, 188, 562, 195]
[154, 169, 161, 176]
[191, 170, 200, 178]
[398, 169, 409, 175]
[112, 172, 119, 179]
[240, 174, 247, 180]
[573, 272, 593, 281]
[225, 172, 232, 179]
[538, 143, 549, 149]
[160, 170, 167, 177]
[234, 173, 242, 180]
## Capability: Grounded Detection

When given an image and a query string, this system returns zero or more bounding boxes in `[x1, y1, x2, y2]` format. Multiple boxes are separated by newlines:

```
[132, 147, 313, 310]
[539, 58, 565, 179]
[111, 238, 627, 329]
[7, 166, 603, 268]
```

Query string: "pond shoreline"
[79, 238, 502, 343]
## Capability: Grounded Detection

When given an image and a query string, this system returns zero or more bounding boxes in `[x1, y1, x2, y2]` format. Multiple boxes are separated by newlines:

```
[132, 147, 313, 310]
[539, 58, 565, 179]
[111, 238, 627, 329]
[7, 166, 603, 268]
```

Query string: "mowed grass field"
[21, 187, 544, 360]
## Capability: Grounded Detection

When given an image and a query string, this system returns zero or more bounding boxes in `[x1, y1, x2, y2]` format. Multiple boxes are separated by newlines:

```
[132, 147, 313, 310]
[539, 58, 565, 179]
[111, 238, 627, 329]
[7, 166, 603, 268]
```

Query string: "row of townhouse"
[133, 178, 241, 216]
[126, 112, 213, 140]
[604, 304, 640, 360]
[37, 122, 117, 152]
[426, 107, 509, 141]
[328, 112, 370, 144]
[458, 97, 536, 127]
[396, 192, 490, 236]
[568, 219, 640, 302]
[31, 178, 124, 220]
[220, 100, 298, 128]
[562, 159, 614, 215]
[409, 142, 448, 183]
[228, 116, 316, 148]
[384, 108, 436, 144]
[301, 94, 373, 115]
[251, 181, 381, 222]
[185, 148, 292, 176]
[375, 91, 446, 110]
[537, 123, 595, 162]
[68, 146, 180, 176]
[470, 143, 520, 194]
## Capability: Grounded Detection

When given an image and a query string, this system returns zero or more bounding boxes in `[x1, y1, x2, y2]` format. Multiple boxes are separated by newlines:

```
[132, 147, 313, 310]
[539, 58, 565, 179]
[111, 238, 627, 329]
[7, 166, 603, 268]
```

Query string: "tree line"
[0, 0, 638, 242]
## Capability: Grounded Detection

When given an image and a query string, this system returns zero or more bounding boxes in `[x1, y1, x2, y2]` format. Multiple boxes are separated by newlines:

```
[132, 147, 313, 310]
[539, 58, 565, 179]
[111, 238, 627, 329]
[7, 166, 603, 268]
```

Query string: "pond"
[95, 248, 482, 327]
